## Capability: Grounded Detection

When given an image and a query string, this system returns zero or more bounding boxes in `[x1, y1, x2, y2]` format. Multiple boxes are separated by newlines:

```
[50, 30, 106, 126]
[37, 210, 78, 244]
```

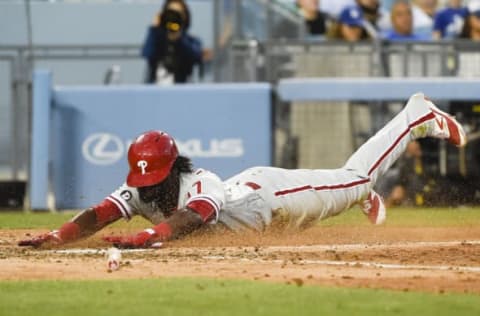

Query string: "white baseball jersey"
[108, 93, 439, 231]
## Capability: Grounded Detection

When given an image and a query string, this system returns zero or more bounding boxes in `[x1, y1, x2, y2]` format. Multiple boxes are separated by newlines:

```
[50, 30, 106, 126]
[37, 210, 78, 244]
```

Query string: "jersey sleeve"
[106, 183, 143, 220]
[182, 169, 225, 223]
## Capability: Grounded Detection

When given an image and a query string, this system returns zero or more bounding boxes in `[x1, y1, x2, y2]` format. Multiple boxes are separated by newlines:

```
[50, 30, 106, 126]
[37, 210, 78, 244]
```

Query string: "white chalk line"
[202, 256, 480, 273]
[36, 240, 480, 273]
[265, 240, 480, 252]
[42, 248, 155, 255]
[40, 240, 480, 255]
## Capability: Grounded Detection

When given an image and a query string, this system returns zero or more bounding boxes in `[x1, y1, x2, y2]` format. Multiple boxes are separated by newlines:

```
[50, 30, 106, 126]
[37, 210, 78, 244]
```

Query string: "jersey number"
[193, 181, 202, 194]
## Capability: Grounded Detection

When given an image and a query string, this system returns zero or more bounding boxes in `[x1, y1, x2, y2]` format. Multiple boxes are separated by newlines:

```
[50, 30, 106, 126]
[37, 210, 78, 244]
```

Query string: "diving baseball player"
[18, 93, 467, 248]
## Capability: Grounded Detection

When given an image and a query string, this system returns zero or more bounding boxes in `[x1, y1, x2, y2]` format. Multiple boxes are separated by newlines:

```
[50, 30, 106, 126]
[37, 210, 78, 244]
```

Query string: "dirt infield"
[1, 225, 480, 294]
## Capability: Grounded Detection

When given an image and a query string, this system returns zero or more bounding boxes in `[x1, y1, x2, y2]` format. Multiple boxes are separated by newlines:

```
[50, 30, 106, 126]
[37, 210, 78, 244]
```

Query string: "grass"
[1, 208, 479, 315]
[0, 211, 150, 230]
[1, 206, 479, 230]
[0, 278, 479, 316]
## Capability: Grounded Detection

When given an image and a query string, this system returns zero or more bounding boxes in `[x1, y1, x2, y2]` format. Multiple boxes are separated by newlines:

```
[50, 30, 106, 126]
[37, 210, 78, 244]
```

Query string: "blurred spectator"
[459, 0, 480, 40]
[141, 0, 203, 84]
[433, 0, 468, 39]
[384, 0, 430, 41]
[385, 141, 436, 207]
[296, 0, 331, 36]
[328, 5, 369, 41]
[329, 0, 391, 41]
[356, 0, 391, 32]
[412, 0, 438, 38]
[319, 0, 355, 18]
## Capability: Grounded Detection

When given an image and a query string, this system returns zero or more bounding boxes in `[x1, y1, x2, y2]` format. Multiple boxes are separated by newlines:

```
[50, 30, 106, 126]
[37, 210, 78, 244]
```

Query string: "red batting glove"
[18, 222, 80, 248]
[103, 230, 156, 249]
[103, 223, 172, 249]
[18, 231, 63, 248]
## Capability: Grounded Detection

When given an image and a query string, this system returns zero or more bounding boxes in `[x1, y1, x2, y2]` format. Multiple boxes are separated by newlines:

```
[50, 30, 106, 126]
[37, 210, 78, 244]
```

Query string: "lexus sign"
[82, 133, 245, 166]
[82, 133, 125, 165]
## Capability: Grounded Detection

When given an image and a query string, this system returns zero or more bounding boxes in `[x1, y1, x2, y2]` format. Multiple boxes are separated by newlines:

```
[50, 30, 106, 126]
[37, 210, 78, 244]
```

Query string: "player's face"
[137, 170, 179, 204]
[138, 183, 161, 203]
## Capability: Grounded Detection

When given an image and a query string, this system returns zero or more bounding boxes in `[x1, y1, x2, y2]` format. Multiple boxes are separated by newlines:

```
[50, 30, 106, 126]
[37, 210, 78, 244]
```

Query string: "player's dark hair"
[172, 155, 194, 174]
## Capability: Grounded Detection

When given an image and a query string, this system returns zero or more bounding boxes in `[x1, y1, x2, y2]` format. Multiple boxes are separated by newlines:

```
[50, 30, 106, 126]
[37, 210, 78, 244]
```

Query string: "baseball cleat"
[361, 190, 386, 225]
[428, 100, 467, 147]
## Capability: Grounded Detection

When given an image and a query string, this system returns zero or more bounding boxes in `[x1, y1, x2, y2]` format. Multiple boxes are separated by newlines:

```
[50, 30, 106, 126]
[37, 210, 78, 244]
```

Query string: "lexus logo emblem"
[82, 133, 124, 165]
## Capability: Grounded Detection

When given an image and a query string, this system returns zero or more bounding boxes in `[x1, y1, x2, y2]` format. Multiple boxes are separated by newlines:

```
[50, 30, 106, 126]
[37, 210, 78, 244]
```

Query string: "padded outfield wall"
[30, 71, 271, 210]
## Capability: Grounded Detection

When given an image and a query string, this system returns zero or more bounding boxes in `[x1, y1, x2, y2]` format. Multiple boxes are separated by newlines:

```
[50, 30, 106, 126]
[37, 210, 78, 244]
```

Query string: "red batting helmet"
[126, 130, 179, 187]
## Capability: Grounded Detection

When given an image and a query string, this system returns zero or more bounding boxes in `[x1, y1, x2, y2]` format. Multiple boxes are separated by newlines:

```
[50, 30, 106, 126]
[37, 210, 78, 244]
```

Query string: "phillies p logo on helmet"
[137, 160, 148, 175]
[126, 130, 179, 187]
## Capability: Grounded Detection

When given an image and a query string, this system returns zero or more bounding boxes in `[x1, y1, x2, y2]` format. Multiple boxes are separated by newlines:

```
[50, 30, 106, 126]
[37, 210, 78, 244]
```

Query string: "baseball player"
[18, 93, 466, 248]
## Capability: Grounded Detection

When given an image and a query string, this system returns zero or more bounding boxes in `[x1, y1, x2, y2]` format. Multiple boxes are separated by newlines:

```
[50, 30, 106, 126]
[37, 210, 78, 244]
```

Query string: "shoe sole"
[429, 103, 467, 147]
[374, 197, 386, 225]
[365, 193, 386, 225]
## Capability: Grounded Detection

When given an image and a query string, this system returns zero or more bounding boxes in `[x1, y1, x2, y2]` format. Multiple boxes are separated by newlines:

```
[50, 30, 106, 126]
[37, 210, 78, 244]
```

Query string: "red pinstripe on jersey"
[274, 178, 370, 197]
[275, 185, 312, 196]
[245, 182, 261, 190]
[367, 111, 435, 176]
[273, 112, 434, 198]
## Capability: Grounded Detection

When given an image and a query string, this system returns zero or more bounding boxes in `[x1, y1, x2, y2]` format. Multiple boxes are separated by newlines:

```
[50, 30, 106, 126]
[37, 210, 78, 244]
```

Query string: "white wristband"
[144, 228, 156, 236]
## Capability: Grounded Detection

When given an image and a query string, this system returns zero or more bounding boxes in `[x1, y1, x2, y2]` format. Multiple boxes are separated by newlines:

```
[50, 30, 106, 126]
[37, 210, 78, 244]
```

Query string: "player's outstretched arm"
[103, 207, 205, 249]
[18, 200, 123, 248]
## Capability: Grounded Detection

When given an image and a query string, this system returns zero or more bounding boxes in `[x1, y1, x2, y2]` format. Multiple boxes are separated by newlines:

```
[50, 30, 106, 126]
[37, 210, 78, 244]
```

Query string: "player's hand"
[18, 231, 63, 248]
[103, 230, 161, 249]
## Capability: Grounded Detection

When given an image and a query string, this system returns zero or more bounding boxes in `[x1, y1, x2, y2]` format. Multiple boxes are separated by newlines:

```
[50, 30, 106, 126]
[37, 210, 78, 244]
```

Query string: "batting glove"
[103, 229, 158, 249]
[18, 231, 63, 248]
[18, 222, 80, 248]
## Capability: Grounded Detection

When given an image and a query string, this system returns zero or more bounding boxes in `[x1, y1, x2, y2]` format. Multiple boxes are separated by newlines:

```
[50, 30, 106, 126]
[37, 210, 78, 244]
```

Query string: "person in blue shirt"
[384, 0, 430, 41]
[330, 0, 391, 41]
[433, 0, 468, 39]
[141, 0, 203, 84]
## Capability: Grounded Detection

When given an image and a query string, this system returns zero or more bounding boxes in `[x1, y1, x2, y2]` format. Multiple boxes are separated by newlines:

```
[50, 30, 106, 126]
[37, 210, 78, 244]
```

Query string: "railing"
[227, 39, 480, 82]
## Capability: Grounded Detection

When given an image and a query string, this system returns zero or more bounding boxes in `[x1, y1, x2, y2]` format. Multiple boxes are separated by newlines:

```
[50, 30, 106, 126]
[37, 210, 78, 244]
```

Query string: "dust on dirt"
[1, 225, 480, 294]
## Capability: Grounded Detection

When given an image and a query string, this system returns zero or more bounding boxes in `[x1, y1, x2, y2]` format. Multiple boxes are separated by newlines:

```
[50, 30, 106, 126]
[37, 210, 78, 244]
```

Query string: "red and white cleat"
[361, 190, 386, 225]
[428, 101, 467, 147]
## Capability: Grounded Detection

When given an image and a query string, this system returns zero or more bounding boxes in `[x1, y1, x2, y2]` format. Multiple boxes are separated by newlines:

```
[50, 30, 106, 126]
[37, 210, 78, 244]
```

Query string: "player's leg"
[344, 92, 466, 186]
[342, 93, 466, 224]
